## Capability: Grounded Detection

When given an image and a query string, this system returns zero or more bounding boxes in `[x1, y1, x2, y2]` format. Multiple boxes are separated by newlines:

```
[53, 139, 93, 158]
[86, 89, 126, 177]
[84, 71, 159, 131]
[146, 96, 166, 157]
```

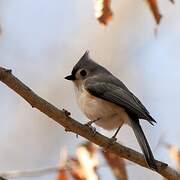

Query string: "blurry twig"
[0, 177, 7, 180]
[0, 167, 59, 178]
[0, 67, 179, 180]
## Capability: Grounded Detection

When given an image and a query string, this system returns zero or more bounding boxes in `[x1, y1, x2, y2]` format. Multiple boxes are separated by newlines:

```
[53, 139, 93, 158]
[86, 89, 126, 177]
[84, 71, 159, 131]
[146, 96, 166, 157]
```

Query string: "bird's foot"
[108, 136, 117, 146]
[104, 136, 117, 150]
[159, 162, 168, 169]
[84, 121, 97, 137]
[105, 125, 121, 149]
[109, 136, 117, 144]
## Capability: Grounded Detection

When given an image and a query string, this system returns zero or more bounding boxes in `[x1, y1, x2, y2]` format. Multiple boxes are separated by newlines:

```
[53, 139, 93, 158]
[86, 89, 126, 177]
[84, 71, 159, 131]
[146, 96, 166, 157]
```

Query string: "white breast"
[74, 84, 130, 130]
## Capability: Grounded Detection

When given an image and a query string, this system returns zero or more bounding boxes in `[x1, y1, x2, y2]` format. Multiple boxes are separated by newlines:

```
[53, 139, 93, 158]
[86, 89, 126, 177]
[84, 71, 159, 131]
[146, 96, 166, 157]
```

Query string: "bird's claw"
[84, 122, 97, 136]
[85, 121, 93, 127]
[109, 136, 117, 145]
[160, 162, 168, 168]
[104, 136, 117, 150]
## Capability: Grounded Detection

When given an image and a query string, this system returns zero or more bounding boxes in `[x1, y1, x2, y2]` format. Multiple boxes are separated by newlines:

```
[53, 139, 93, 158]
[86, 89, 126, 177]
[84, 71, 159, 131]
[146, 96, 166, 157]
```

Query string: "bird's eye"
[80, 69, 87, 77]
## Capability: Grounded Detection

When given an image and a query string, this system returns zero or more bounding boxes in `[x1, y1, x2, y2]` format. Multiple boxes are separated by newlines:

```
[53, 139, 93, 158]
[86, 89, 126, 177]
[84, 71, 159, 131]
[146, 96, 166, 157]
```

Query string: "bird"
[65, 51, 157, 170]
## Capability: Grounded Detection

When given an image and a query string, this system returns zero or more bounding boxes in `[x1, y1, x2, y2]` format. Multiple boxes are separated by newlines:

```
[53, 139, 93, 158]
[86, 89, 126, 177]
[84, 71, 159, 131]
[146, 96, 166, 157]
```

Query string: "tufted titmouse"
[65, 51, 157, 170]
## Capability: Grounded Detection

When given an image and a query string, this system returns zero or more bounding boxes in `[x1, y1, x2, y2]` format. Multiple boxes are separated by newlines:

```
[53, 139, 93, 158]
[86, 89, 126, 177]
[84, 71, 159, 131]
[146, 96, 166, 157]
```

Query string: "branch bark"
[0, 67, 179, 180]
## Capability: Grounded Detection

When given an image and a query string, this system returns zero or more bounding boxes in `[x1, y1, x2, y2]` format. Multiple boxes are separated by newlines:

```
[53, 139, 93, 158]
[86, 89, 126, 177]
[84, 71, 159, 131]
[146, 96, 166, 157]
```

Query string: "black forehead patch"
[71, 51, 90, 75]
[71, 51, 109, 76]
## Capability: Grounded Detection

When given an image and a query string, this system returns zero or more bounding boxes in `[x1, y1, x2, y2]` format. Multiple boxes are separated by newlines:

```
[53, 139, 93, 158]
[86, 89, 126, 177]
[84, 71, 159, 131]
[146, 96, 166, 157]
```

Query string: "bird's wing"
[85, 79, 156, 124]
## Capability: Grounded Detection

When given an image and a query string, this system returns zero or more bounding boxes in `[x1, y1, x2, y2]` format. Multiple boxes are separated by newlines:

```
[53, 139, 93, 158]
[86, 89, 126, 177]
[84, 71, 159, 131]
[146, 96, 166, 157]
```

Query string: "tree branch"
[0, 67, 179, 180]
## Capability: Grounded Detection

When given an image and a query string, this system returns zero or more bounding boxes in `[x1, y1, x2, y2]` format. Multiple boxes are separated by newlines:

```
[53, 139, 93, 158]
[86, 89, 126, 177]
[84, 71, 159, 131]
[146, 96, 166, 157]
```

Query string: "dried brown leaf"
[57, 168, 68, 180]
[147, 0, 162, 24]
[169, 0, 175, 4]
[69, 158, 86, 180]
[167, 145, 180, 170]
[102, 150, 128, 180]
[81, 142, 97, 157]
[94, 0, 113, 25]
[76, 143, 99, 180]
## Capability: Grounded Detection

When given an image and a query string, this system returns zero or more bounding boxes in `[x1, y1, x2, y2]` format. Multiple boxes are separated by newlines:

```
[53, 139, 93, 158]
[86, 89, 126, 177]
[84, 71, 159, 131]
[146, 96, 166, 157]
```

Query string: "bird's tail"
[130, 119, 158, 171]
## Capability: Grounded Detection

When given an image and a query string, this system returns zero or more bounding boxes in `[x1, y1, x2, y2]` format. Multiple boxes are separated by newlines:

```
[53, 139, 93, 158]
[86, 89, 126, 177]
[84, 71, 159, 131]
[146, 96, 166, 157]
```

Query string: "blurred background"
[0, 0, 179, 179]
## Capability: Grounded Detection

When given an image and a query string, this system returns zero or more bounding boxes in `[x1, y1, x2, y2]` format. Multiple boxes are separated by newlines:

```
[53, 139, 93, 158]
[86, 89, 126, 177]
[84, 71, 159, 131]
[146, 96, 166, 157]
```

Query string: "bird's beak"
[64, 74, 75, 81]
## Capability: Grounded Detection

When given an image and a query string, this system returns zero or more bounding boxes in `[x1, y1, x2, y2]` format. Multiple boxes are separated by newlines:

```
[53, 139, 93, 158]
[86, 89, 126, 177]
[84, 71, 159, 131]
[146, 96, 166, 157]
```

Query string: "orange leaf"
[94, 0, 113, 25]
[102, 150, 128, 180]
[81, 142, 97, 157]
[75, 143, 99, 180]
[147, 0, 162, 24]
[167, 145, 180, 170]
[69, 158, 86, 180]
[57, 168, 68, 180]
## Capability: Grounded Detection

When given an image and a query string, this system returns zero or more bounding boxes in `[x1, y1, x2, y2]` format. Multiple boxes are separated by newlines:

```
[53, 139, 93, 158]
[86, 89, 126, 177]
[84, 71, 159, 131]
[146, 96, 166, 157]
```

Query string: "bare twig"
[0, 67, 179, 180]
